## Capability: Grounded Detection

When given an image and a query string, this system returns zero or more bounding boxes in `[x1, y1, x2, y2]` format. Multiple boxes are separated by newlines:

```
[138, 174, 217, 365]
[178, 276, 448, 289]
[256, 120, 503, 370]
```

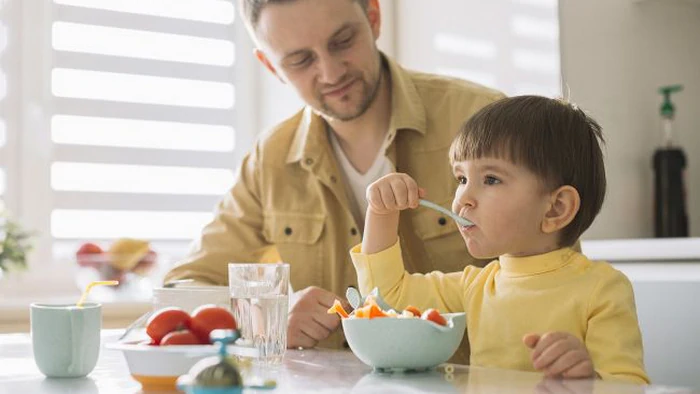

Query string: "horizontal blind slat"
[53, 145, 240, 168]
[54, 191, 221, 212]
[53, 98, 236, 125]
[54, 4, 235, 40]
[53, 52, 235, 83]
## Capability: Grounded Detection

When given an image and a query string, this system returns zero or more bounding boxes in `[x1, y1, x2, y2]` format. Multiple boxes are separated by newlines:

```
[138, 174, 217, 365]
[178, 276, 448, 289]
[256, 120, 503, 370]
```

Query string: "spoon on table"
[419, 199, 473, 227]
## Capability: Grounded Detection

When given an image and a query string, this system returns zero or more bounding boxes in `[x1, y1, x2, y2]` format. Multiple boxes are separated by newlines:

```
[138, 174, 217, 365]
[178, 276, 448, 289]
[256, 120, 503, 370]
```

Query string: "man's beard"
[316, 71, 382, 122]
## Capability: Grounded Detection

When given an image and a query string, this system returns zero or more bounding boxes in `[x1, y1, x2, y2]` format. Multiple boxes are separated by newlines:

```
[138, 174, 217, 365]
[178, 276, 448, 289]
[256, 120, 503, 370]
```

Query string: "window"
[0, 0, 18, 210]
[49, 0, 241, 261]
[395, 0, 561, 97]
[0, 0, 254, 297]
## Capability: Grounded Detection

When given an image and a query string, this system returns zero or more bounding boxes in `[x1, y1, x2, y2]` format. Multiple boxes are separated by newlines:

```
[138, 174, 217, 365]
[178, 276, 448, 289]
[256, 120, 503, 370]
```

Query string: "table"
[0, 330, 696, 394]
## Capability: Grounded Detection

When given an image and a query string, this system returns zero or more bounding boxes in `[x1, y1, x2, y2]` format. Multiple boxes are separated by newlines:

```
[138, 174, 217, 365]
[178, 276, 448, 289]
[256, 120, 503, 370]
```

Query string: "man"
[165, 0, 505, 362]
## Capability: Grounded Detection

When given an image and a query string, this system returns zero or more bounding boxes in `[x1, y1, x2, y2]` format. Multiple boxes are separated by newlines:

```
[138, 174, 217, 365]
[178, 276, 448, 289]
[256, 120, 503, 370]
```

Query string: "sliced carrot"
[404, 305, 421, 317]
[367, 303, 387, 319]
[327, 299, 349, 318]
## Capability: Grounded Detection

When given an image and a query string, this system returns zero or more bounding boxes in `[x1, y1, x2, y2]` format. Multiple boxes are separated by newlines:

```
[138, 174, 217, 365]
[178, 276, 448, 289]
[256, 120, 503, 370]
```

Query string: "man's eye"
[286, 54, 313, 68]
[291, 56, 312, 67]
[332, 33, 354, 50]
[484, 176, 501, 185]
[456, 175, 467, 185]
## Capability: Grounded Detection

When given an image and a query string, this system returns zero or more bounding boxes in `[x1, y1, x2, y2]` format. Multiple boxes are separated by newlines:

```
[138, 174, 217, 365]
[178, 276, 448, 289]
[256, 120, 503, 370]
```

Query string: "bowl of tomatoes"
[107, 305, 241, 391]
[330, 298, 466, 372]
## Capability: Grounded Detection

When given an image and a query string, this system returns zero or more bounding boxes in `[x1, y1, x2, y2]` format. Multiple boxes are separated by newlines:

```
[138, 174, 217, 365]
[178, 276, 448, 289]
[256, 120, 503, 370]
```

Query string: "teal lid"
[659, 85, 683, 118]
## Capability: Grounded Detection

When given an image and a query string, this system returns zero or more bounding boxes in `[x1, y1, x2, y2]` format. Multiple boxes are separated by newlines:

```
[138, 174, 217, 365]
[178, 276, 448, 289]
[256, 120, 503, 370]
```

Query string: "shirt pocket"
[411, 200, 468, 273]
[263, 212, 326, 290]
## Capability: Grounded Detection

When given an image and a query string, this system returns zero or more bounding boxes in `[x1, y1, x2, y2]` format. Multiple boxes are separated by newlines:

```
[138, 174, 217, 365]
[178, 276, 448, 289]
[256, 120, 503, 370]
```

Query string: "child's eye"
[456, 175, 467, 185]
[484, 176, 501, 185]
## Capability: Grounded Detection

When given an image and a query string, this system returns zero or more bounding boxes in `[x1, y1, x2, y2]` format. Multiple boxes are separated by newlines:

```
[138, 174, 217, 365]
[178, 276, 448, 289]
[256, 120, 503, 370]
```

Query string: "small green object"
[658, 85, 683, 119]
[191, 330, 243, 388]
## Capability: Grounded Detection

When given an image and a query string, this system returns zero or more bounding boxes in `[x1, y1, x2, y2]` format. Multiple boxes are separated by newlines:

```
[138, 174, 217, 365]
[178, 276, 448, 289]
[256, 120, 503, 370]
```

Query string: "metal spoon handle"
[418, 199, 473, 227]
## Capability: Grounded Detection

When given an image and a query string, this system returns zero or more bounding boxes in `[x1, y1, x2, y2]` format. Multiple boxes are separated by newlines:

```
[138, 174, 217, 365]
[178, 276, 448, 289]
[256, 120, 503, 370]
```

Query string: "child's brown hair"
[449, 96, 606, 247]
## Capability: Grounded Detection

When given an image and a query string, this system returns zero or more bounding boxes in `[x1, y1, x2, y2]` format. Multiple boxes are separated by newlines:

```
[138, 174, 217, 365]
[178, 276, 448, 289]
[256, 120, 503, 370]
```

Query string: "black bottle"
[653, 85, 688, 238]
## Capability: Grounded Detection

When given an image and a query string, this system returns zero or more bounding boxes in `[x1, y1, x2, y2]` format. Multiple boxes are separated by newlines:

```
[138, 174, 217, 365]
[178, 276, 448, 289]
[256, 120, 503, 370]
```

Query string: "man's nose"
[316, 52, 347, 85]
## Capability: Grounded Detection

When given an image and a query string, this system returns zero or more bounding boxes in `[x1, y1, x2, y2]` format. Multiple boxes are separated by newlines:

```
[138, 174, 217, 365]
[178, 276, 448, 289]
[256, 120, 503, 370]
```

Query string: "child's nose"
[454, 187, 477, 211]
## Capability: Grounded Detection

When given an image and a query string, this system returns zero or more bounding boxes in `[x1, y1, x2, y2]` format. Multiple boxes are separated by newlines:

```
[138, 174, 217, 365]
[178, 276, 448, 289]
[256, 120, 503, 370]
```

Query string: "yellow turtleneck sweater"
[350, 241, 649, 385]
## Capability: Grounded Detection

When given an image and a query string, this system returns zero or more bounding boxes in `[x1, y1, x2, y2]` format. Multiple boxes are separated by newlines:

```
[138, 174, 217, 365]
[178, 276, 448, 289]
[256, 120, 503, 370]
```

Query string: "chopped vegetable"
[327, 299, 349, 318]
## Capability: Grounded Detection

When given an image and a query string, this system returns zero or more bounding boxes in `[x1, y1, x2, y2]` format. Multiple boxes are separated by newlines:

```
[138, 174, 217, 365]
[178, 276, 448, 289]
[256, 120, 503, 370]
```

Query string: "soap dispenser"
[652, 85, 688, 238]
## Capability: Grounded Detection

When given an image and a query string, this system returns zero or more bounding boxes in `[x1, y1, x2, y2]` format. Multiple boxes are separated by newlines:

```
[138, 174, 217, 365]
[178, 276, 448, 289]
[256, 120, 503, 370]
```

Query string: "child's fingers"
[379, 184, 398, 210]
[404, 177, 420, 208]
[389, 178, 410, 208]
[560, 357, 595, 379]
[530, 332, 568, 360]
[418, 187, 427, 199]
[522, 333, 540, 349]
[542, 349, 589, 377]
[532, 337, 573, 370]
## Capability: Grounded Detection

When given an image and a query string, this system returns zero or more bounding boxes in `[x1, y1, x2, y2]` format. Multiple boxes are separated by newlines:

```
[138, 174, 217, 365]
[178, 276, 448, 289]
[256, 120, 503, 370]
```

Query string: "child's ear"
[541, 185, 580, 234]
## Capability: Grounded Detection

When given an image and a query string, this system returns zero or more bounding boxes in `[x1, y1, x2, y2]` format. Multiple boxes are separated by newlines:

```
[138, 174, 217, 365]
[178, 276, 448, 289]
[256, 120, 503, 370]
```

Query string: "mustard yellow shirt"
[351, 241, 650, 385]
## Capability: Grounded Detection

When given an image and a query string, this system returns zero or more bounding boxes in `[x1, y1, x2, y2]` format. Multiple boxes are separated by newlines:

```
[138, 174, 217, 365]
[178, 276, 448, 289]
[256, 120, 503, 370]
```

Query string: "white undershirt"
[328, 129, 395, 229]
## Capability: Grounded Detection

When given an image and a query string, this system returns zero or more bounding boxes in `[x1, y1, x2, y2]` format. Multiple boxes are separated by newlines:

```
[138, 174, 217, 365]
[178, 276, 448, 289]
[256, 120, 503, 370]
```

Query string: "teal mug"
[30, 303, 101, 378]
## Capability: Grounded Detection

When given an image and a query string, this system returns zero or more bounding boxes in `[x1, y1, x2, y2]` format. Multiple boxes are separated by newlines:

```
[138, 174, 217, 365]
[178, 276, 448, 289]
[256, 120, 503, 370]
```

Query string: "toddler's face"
[451, 157, 552, 258]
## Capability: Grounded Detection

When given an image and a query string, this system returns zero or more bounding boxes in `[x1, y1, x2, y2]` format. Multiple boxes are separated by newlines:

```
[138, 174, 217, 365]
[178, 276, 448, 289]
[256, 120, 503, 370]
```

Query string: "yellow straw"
[77, 280, 119, 307]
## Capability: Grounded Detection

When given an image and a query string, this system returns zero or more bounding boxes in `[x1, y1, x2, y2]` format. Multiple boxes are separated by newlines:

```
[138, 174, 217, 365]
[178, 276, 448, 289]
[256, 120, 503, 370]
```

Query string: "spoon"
[419, 199, 473, 227]
[345, 286, 393, 311]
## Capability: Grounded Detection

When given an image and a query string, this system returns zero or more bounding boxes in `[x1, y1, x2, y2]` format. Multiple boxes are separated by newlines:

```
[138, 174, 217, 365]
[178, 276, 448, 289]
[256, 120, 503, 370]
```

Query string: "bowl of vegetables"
[330, 296, 466, 372]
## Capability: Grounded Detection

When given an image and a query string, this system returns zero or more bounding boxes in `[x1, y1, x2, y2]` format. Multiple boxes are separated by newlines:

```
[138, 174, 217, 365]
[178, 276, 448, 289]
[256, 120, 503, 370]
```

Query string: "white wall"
[560, 0, 700, 239]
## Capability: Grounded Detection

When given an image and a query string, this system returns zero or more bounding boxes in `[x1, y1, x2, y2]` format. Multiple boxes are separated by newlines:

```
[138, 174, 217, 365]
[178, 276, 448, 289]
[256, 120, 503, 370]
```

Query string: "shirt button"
[305, 158, 314, 166]
[285, 227, 293, 235]
[438, 217, 447, 226]
[350, 228, 358, 236]
[330, 175, 337, 183]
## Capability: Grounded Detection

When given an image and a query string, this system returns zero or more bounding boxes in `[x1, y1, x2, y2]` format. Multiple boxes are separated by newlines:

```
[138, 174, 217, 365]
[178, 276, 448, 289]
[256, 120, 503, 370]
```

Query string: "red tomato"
[189, 305, 237, 343]
[421, 309, 447, 326]
[404, 305, 422, 317]
[76, 242, 104, 268]
[160, 330, 202, 346]
[146, 307, 191, 344]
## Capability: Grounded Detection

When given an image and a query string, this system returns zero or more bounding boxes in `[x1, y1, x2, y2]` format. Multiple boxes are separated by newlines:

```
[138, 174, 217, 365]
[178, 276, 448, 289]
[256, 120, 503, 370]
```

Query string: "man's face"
[254, 0, 383, 121]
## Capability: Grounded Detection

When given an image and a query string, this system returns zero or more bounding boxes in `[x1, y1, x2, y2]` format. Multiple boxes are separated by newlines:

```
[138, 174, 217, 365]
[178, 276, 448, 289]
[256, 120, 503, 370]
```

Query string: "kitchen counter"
[0, 330, 696, 393]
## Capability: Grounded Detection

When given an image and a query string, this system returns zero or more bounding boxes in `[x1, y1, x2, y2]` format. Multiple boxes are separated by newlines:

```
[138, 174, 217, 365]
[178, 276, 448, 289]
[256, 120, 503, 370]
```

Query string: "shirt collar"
[286, 53, 427, 165]
[498, 248, 578, 278]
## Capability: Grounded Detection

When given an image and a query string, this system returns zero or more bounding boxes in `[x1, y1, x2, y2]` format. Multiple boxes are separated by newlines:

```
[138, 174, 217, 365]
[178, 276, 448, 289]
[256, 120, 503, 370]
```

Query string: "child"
[350, 96, 649, 384]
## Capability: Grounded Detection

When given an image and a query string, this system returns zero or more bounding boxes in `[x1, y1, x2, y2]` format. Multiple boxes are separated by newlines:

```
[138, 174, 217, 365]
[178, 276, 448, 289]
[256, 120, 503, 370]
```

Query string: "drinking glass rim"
[228, 263, 289, 269]
[30, 303, 101, 309]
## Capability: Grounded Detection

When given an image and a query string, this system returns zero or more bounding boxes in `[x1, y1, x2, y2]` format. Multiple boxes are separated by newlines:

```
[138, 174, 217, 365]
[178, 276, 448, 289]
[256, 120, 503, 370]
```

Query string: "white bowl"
[151, 286, 230, 313]
[106, 342, 216, 391]
[342, 313, 467, 372]
[107, 339, 260, 391]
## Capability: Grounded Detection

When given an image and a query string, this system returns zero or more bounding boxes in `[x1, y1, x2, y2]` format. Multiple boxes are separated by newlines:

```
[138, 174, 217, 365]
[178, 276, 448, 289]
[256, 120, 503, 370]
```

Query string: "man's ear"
[541, 185, 580, 234]
[254, 49, 285, 84]
[367, 0, 381, 39]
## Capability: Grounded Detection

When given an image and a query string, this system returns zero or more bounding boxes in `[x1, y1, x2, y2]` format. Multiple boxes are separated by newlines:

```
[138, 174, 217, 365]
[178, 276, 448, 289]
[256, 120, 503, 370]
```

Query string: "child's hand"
[523, 332, 596, 379]
[366, 173, 426, 215]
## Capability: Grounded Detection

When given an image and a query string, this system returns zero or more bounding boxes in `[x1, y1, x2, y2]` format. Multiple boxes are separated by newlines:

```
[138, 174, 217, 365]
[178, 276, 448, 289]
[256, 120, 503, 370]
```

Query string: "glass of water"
[228, 263, 290, 364]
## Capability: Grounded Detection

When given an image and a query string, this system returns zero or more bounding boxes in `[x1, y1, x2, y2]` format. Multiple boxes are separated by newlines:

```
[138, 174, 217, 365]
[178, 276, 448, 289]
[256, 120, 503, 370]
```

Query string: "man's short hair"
[449, 96, 606, 247]
[239, 0, 370, 31]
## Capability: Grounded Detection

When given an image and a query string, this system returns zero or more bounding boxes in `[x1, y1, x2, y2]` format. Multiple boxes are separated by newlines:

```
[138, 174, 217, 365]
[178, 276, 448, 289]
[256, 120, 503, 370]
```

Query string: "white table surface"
[0, 330, 696, 394]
